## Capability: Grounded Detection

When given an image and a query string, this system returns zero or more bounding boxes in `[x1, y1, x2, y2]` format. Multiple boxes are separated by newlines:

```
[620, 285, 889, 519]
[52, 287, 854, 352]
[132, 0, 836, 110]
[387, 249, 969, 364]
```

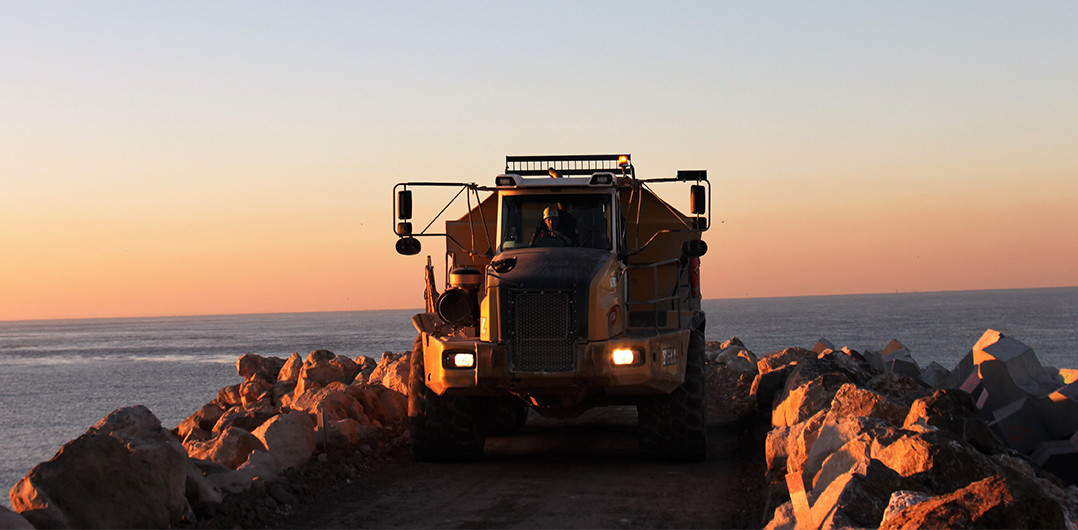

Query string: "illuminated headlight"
[443, 351, 476, 369]
[612, 348, 642, 366]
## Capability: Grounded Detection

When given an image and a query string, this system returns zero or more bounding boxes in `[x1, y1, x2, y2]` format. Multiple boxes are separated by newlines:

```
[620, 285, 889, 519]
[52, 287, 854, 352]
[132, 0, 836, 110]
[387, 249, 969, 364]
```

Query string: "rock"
[184, 426, 266, 470]
[10, 406, 193, 528]
[757, 347, 816, 375]
[875, 431, 1001, 494]
[1061, 368, 1078, 385]
[354, 355, 378, 383]
[818, 349, 877, 386]
[237, 353, 287, 382]
[184, 460, 224, 508]
[251, 411, 316, 470]
[763, 501, 795, 530]
[347, 384, 407, 430]
[237, 449, 281, 482]
[752, 364, 794, 411]
[215, 383, 243, 408]
[239, 378, 275, 406]
[290, 385, 366, 423]
[176, 402, 226, 440]
[0, 506, 34, 529]
[825, 383, 907, 427]
[864, 371, 930, 408]
[278, 352, 303, 382]
[903, 389, 1003, 455]
[879, 340, 922, 380]
[809, 458, 903, 530]
[707, 345, 759, 419]
[212, 402, 279, 433]
[880, 490, 932, 527]
[294, 352, 362, 396]
[879, 475, 1066, 529]
[197, 460, 254, 495]
[366, 352, 410, 395]
[803, 415, 901, 486]
[772, 373, 849, 428]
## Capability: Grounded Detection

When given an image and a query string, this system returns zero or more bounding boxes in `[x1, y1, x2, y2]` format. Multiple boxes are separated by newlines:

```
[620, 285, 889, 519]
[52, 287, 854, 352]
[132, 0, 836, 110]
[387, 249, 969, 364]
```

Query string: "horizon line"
[2, 285, 1075, 325]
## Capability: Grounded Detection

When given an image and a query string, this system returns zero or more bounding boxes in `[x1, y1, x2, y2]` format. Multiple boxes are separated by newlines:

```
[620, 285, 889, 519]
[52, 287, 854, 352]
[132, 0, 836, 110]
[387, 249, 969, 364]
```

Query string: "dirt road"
[276, 407, 767, 529]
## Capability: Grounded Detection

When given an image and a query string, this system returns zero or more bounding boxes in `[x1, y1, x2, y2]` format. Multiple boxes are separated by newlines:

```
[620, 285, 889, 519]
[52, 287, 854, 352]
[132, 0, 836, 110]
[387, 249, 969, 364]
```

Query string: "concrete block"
[976, 359, 1032, 411]
[1060, 368, 1078, 385]
[862, 350, 885, 373]
[1033, 382, 1078, 439]
[1031, 438, 1078, 485]
[940, 350, 975, 390]
[886, 356, 922, 380]
[973, 329, 1045, 390]
[881, 339, 909, 357]
[989, 398, 1050, 455]
[920, 362, 950, 389]
[814, 338, 837, 355]
[958, 370, 992, 419]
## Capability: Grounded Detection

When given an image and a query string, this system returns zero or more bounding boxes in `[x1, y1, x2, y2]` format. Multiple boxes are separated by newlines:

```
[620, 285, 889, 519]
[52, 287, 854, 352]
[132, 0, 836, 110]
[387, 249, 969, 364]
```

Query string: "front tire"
[408, 334, 485, 461]
[637, 321, 708, 462]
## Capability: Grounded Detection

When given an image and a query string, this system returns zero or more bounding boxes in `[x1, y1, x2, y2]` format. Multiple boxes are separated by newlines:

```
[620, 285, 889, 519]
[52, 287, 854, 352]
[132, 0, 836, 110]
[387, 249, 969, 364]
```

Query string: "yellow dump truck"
[392, 154, 711, 461]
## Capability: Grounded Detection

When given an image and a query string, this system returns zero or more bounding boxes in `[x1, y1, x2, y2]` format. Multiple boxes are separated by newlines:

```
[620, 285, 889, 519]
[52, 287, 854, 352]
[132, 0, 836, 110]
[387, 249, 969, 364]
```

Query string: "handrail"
[624, 258, 685, 332]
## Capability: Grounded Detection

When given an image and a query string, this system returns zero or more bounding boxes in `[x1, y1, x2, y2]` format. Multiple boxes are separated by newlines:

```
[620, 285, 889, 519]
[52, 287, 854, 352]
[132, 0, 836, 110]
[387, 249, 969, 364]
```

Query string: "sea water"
[1, 287, 1075, 505]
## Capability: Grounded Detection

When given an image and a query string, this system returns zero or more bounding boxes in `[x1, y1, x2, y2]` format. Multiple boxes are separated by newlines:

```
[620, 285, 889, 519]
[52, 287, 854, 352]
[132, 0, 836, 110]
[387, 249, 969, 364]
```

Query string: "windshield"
[500, 193, 613, 251]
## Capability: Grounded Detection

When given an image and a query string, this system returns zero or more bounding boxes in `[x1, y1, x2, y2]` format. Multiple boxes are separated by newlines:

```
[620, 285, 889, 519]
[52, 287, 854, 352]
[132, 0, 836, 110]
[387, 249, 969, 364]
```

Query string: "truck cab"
[393, 154, 710, 461]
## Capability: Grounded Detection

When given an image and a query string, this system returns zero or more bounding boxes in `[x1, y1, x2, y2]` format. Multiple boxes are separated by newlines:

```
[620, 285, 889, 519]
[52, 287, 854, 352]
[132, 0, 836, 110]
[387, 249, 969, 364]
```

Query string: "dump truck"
[392, 154, 711, 461]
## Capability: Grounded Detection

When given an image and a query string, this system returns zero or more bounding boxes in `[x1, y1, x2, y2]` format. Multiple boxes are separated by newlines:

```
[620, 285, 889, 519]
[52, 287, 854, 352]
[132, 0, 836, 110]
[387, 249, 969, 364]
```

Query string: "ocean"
[2, 287, 1076, 505]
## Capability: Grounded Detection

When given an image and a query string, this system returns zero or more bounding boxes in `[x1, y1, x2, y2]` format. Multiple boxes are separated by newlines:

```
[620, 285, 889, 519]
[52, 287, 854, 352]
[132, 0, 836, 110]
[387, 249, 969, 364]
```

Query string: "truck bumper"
[417, 329, 692, 400]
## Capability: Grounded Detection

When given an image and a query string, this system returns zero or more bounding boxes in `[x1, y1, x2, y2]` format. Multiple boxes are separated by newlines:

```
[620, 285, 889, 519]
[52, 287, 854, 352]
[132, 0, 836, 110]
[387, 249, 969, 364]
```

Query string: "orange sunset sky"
[2, 2, 1076, 321]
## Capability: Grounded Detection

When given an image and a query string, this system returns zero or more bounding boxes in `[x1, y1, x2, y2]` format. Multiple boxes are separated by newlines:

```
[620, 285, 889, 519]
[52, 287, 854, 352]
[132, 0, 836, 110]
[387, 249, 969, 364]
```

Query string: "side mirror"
[690, 185, 706, 215]
[397, 190, 412, 220]
[395, 237, 421, 255]
[682, 239, 707, 258]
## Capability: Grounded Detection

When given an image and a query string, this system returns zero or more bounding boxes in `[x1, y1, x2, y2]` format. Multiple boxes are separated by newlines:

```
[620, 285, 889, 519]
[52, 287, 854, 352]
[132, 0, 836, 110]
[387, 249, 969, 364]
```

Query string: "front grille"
[509, 290, 576, 372]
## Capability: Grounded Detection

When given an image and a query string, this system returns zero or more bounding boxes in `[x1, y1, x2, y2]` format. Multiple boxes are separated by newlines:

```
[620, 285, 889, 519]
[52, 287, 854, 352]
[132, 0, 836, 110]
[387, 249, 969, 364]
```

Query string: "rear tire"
[408, 334, 485, 461]
[638, 321, 708, 462]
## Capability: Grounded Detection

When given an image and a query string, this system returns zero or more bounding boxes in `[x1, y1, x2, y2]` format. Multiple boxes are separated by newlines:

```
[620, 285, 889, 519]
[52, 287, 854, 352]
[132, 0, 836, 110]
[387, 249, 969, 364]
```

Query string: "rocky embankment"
[4, 329, 1078, 529]
[4, 350, 414, 529]
[706, 329, 1078, 529]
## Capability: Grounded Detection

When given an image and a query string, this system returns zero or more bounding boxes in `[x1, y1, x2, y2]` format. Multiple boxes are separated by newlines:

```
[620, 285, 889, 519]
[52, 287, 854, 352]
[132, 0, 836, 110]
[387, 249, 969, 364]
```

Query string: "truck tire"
[408, 334, 485, 461]
[637, 325, 708, 462]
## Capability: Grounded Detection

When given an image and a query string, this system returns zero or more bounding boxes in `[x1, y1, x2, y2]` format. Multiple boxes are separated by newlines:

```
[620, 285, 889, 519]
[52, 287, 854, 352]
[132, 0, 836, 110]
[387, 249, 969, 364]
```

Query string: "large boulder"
[9, 406, 193, 528]
[175, 402, 226, 440]
[0, 506, 33, 529]
[183, 426, 266, 470]
[772, 373, 849, 428]
[757, 347, 816, 375]
[879, 475, 1066, 529]
[277, 352, 303, 382]
[810, 458, 904, 529]
[903, 389, 1003, 455]
[825, 383, 907, 427]
[365, 352, 410, 395]
[212, 401, 279, 433]
[251, 411, 316, 470]
[293, 351, 362, 396]
[347, 384, 409, 431]
[236, 353, 287, 382]
[289, 384, 366, 423]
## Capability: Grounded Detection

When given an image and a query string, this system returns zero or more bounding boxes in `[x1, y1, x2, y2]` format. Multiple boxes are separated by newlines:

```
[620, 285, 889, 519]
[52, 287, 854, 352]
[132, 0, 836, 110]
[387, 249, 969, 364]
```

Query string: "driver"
[530, 207, 577, 246]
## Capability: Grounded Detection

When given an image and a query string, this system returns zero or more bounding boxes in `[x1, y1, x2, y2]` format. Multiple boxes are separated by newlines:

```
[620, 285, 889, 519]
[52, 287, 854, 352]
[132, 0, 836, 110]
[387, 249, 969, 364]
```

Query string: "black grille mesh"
[511, 291, 575, 372]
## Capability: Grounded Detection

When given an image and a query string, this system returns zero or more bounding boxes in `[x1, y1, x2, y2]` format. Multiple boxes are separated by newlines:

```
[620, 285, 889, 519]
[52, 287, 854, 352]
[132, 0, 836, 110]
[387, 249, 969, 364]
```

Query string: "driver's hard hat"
[543, 207, 559, 219]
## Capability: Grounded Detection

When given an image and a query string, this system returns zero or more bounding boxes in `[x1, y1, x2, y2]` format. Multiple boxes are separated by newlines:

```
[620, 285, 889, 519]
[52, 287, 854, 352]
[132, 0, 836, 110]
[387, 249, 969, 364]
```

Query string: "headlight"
[443, 351, 476, 369]
[612, 348, 643, 366]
